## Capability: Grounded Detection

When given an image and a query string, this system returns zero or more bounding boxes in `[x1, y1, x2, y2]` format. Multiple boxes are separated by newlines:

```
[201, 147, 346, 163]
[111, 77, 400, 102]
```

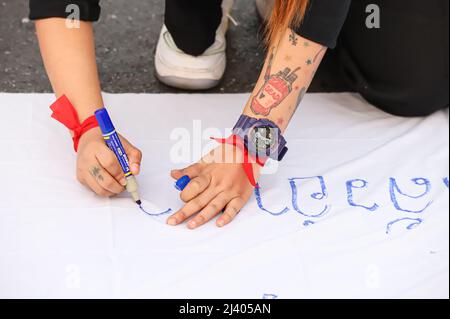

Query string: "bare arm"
[36, 18, 103, 122]
[243, 28, 326, 132]
[35, 18, 142, 197]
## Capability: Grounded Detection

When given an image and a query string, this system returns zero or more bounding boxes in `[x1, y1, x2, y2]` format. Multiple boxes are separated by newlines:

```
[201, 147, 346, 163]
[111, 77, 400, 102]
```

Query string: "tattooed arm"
[244, 28, 326, 132]
[168, 29, 326, 229]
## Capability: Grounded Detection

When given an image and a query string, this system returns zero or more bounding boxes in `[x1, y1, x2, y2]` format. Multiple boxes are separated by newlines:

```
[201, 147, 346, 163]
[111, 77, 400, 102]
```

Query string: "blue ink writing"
[254, 187, 290, 216]
[386, 217, 424, 234]
[346, 179, 379, 212]
[139, 205, 172, 217]
[289, 176, 330, 218]
[389, 178, 432, 213]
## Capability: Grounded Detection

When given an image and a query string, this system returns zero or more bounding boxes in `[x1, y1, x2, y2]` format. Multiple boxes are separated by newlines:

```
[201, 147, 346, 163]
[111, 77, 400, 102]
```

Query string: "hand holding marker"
[95, 109, 141, 206]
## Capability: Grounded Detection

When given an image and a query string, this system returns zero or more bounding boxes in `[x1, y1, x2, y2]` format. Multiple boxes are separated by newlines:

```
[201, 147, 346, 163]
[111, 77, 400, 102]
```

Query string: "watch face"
[250, 125, 278, 155]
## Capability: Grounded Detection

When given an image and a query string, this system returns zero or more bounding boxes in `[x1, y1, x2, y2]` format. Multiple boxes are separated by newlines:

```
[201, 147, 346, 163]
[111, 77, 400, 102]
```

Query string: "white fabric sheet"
[0, 93, 448, 299]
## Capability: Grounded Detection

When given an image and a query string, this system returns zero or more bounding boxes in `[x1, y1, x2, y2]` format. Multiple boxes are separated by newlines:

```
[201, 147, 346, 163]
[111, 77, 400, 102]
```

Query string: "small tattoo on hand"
[90, 166, 103, 181]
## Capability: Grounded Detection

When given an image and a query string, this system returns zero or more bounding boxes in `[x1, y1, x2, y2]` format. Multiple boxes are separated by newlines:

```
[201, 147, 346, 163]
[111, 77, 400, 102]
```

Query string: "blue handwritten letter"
[289, 176, 331, 218]
[389, 178, 432, 213]
[346, 179, 379, 212]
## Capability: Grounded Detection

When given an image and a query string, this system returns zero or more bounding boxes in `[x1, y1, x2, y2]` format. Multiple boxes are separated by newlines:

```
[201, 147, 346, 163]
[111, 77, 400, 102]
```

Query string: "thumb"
[121, 136, 142, 175]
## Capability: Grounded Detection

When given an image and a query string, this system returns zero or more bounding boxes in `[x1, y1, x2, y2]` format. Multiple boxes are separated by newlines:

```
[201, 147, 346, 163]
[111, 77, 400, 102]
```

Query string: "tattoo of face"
[289, 30, 298, 46]
[251, 53, 302, 116]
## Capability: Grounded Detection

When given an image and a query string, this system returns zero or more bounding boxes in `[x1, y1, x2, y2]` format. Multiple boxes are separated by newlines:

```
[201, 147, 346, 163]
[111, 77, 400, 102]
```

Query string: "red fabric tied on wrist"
[49, 95, 99, 152]
[211, 135, 266, 188]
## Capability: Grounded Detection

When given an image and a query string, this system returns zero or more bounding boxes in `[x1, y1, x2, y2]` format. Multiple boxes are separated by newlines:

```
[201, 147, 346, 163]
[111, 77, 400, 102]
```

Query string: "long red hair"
[266, 0, 309, 45]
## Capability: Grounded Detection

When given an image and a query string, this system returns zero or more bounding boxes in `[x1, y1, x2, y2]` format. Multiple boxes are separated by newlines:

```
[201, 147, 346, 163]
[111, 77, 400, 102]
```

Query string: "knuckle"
[196, 214, 206, 224]
[177, 211, 187, 220]
[135, 149, 142, 159]
[104, 154, 116, 168]
[209, 203, 220, 213]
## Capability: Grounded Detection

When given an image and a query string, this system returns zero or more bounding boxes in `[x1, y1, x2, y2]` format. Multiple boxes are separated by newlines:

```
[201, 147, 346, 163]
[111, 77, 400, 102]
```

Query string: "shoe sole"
[156, 72, 221, 91]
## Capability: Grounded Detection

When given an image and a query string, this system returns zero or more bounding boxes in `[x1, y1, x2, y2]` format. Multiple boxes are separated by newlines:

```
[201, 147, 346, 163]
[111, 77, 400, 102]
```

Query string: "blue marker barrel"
[175, 175, 191, 191]
[95, 108, 140, 203]
[95, 109, 132, 176]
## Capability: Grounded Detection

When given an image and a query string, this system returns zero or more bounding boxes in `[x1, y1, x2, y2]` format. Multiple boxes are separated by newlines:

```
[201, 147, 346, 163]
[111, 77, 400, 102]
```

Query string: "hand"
[76, 128, 142, 197]
[168, 144, 259, 229]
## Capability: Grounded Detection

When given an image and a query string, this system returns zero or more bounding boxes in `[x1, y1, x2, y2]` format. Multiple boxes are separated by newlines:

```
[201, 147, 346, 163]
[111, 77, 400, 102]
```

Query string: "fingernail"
[167, 218, 177, 226]
[120, 178, 127, 186]
[132, 163, 140, 174]
[188, 220, 197, 229]
[217, 219, 225, 227]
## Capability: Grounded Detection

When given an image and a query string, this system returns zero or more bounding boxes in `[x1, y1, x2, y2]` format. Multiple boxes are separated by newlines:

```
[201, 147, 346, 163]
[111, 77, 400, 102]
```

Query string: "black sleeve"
[295, 0, 352, 49]
[29, 0, 101, 21]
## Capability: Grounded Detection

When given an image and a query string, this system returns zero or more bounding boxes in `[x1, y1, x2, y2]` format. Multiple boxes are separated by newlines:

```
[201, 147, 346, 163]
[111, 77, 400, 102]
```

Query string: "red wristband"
[211, 135, 266, 188]
[50, 95, 99, 152]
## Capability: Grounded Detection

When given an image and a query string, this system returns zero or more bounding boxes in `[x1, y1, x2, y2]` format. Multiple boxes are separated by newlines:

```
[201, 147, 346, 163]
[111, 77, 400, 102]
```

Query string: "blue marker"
[175, 175, 191, 191]
[95, 109, 141, 205]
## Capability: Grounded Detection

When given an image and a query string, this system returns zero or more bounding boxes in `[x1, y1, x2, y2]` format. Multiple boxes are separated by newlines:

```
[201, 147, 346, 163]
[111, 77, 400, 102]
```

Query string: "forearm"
[36, 18, 103, 122]
[243, 28, 326, 133]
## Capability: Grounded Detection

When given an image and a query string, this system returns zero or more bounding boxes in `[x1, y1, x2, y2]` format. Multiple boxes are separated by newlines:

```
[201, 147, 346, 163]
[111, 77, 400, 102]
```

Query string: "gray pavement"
[0, 0, 344, 93]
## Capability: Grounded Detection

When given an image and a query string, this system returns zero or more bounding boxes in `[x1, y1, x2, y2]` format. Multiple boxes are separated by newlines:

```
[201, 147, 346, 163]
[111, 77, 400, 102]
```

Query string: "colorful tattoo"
[251, 49, 302, 116]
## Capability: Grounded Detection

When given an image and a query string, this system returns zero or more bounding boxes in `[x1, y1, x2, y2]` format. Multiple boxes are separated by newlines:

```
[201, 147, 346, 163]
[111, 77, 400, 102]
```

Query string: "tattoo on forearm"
[90, 166, 104, 182]
[289, 30, 298, 46]
[251, 48, 302, 116]
[251, 66, 302, 116]
[306, 47, 327, 67]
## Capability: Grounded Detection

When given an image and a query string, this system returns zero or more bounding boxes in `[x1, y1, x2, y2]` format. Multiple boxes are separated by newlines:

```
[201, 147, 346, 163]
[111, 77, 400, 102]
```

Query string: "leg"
[165, 0, 223, 56]
[337, 0, 449, 116]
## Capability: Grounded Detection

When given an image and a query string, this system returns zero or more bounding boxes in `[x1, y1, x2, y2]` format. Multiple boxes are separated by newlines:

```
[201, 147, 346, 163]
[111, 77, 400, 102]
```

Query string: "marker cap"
[175, 175, 191, 191]
[95, 108, 116, 134]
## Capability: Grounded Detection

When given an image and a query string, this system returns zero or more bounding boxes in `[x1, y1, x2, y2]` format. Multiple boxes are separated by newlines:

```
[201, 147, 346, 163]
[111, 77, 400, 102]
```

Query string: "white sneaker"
[255, 0, 274, 22]
[155, 0, 234, 90]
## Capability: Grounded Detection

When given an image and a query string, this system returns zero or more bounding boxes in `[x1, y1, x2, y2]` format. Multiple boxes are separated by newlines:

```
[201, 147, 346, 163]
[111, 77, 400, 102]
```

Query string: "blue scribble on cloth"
[289, 176, 331, 218]
[444, 177, 449, 188]
[262, 294, 278, 299]
[386, 217, 424, 234]
[139, 205, 172, 217]
[346, 179, 379, 212]
[389, 178, 432, 213]
[303, 220, 315, 227]
[254, 187, 290, 216]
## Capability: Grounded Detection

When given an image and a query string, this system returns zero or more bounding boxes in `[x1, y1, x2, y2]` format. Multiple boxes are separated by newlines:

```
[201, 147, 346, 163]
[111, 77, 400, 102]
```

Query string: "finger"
[171, 163, 202, 180]
[187, 193, 231, 229]
[88, 162, 125, 194]
[167, 189, 218, 226]
[84, 170, 116, 197]
[180, 174, 211, 202]
[217, 197, 246, 227]
[96, 145, 126, 185]
[121, 136, 142, 175]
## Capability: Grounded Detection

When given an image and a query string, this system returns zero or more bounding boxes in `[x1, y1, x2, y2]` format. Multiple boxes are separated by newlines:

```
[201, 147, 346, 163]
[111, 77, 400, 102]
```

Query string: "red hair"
[266, 0, 309, 45]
